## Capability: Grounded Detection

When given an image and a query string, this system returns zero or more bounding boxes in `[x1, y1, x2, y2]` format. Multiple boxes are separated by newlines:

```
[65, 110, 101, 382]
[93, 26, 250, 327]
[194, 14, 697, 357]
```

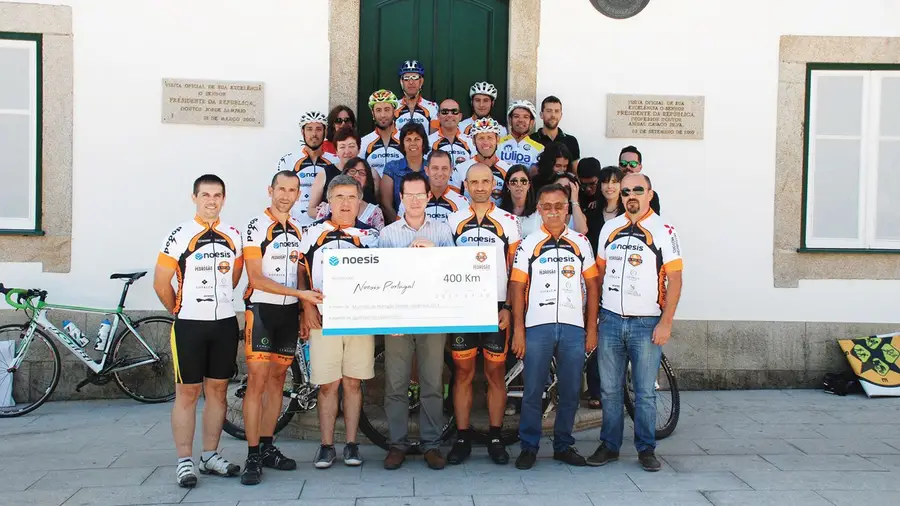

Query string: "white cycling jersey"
[596, 211, 683, 317]
[511, 225, 599, 328]
[497, 134, 544, 167]
[298, 218, 379, 297]
[428, 129, 475, 169]
[157, 217, 243, 321]
[448, 203, 521, 301]
[243, 209, 305, 306]
[360, 128, 403, 177]
[276, 146, 340, 226]
[460, 115, 508, 138]
[395, 96, 438, 132]
[451, 157, 511, 206]
[397, 187, 470, 224]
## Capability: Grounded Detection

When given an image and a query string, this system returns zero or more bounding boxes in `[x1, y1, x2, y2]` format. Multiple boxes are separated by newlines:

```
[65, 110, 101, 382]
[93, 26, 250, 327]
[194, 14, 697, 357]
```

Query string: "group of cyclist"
[154, 58, 683, 488]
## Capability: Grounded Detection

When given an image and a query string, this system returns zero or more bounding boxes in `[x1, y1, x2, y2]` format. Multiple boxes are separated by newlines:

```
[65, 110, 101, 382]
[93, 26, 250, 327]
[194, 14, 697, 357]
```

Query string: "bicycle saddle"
[110, 271, 147, 281]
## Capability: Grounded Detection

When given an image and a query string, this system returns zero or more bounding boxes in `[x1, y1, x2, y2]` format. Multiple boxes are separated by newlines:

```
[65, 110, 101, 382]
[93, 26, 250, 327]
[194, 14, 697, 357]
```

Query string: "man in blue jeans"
[587, 172, 683, 472]
[509, 183, 600, 469]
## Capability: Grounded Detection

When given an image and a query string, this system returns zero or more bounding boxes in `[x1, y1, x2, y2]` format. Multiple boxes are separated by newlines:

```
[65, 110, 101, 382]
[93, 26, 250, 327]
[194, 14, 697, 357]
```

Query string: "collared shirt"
[395, 96, 438, 132]
[530, 128, 580, 159]
[243, 209, 306, 306]
[378, 215, 455, 248]
[497, 134, 544, 167]
[397, 186, 470, 224]
[360, 128, 403, 177]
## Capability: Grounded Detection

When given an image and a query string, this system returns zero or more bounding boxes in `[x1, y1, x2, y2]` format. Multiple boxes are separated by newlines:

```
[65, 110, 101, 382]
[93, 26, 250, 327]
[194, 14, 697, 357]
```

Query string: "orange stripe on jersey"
[156, 253, 178, 269]
[506, 240, 519, 271]
[455, 210, 476, 235]
[233, 256, 244, 272]
[637, 222, 654, 246]
[485, 214, 505, 238]
[560, 236, 582, 257]
[187, 228, 208, 251]
[243, 246, 262, 260]
[664, 258, 683, 271]
[212, 228, 237, 251]
[596, 257, 607, 270]
[531, 235, 552, 257]
[315, 228, 331, 246]
[510, 268, 528, 283]
[583, 264, 600, 279]
[606, 223, 631, 245]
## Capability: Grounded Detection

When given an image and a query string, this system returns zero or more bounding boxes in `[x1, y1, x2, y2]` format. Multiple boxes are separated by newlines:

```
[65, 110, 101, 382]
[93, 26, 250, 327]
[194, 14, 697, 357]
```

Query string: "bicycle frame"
[13, 303, 161, 376]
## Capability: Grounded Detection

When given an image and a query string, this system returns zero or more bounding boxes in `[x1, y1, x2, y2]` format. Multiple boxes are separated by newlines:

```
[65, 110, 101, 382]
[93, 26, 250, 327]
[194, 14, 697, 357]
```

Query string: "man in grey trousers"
[377, 167, 456, 470]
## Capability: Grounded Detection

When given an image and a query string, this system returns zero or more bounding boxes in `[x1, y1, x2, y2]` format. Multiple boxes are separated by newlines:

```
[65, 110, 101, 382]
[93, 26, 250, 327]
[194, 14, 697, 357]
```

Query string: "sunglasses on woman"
[334, 117, 353, 125]
[508, 177, 530, 187]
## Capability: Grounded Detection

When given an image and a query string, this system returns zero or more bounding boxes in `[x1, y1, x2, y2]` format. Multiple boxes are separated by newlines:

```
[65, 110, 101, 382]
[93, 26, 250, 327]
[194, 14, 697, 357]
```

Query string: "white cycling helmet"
[298, 111, 328, 129]
[469, 117, 502, 136]
[469, 81, 498, 100]
[507, 100, 537, 120]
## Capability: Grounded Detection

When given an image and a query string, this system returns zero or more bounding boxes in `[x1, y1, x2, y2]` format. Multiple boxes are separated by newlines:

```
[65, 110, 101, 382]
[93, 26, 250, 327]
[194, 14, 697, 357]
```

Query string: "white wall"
[2, 0, 899, 324]
[537, 0, 900, 323]
[0, 0, 330, 310]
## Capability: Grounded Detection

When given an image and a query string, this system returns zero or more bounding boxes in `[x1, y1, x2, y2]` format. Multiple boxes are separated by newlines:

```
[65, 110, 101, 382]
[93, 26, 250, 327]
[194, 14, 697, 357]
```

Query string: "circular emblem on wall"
[589, 0, 651, 19]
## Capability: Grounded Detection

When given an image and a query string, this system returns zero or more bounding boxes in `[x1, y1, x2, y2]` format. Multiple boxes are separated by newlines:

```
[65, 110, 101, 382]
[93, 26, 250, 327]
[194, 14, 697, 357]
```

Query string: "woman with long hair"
[322, 105, 357, 155]
[308, 129, 382, 217]
[530, 141, 574, 194]
[315, 156, 384, 230]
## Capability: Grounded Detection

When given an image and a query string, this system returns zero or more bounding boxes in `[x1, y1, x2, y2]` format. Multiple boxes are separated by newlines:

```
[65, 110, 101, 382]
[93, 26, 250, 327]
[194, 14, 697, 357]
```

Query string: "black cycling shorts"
[171, 316, 239, 384]
[450, 329, 509, 363]
[244, 302, 299, 366]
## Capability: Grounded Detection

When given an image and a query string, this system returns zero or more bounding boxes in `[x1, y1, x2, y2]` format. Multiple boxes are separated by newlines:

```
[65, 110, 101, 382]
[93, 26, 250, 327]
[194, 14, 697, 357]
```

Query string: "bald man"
[445, 162, 522, 466]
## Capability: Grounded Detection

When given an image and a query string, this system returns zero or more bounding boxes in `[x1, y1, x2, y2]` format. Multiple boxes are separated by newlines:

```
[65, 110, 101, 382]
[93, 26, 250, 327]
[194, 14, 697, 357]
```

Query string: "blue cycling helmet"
[398, 60, 425, 76]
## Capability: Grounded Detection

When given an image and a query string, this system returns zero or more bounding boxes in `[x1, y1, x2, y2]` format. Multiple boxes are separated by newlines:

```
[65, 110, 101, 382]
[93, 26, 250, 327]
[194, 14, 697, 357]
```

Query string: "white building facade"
[1, 0, 899, 392]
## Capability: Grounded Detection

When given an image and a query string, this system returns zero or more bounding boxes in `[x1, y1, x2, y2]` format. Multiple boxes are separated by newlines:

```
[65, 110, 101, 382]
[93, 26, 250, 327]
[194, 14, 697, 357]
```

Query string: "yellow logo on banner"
[839, 334, 900, 387]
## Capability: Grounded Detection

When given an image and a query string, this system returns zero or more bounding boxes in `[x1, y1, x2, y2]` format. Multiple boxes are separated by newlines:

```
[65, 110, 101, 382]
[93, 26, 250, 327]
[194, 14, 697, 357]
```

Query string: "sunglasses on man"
[401, 75, 421, 82]
[620, 186, 647, 197]
[619, 160, 640, 169]
[439, 108, 460, 115]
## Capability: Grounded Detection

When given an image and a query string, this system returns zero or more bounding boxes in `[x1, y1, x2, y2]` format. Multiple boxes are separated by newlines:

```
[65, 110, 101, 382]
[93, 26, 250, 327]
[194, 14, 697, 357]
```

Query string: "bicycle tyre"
[222, 359, 302, 440]
[111, 316, 176, 403]
[358, 344, 457, 453]
[0, 324, 61, 417]
[624, 353, 680, 440]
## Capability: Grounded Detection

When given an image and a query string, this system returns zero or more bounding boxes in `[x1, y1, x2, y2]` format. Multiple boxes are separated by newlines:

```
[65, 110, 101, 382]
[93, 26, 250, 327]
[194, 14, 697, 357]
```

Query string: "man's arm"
[653, 270, 682, 346]
[232, 257, 244, 288]
[307, 171, 327, 216]
[153, 264, 177, 314]
[246, 256, 316, 300]
[509, 280, 526, 359]
[584, 275, 600, 352]
[380, 174, 397, 223]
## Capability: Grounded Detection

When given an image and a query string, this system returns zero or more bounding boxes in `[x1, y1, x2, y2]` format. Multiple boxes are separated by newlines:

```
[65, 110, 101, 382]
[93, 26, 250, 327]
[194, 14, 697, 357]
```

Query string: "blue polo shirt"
[382, 158, 429, 211]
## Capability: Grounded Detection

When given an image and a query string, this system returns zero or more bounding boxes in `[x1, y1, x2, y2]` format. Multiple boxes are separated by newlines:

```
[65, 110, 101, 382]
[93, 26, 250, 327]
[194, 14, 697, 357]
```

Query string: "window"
[0, 32, 41, 234]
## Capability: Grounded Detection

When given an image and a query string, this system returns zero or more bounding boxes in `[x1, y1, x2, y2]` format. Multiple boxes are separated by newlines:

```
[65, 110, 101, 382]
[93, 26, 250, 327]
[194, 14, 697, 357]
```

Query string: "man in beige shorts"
[297, 174, 379, 468]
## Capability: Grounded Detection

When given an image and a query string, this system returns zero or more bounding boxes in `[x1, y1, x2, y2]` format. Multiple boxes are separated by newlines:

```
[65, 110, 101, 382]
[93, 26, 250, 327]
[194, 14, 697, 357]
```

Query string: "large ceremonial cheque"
[321, 247, 500, 336]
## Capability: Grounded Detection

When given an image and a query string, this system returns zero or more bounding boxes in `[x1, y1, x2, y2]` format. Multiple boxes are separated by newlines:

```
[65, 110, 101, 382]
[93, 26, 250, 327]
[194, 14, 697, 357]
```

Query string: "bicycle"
[492, 350, 680, 445]
[0, 272, 176, 417]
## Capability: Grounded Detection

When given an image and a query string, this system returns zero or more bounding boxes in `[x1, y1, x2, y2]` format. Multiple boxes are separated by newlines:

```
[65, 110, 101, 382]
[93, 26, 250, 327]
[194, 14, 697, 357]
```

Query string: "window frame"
[0, 31, 43, 236]
[800, 63, 900, 253]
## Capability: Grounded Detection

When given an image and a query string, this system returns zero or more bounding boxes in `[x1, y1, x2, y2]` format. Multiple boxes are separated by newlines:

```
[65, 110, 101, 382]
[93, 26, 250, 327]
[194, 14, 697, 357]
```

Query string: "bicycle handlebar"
[0, 283, 46, 310]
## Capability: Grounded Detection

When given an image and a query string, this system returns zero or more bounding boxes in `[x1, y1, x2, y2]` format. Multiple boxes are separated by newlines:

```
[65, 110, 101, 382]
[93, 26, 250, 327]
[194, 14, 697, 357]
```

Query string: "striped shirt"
[378, 215, 455, 248]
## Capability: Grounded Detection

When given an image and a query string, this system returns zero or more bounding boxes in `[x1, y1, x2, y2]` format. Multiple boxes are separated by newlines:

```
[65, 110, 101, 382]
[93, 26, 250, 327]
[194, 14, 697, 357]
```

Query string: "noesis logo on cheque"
[332, 255, 380, 266]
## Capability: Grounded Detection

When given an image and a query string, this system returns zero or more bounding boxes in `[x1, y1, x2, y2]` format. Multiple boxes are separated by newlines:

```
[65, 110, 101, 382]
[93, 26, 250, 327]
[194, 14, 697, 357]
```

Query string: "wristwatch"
[500, 303, 512, 311]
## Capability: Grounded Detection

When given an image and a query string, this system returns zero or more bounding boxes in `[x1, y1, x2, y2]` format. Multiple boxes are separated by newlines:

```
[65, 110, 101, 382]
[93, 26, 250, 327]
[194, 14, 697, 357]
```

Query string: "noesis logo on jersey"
[273, 240, 301, 250]
[460, 236, 496, 244]
[342, 255, 380, 265]
[539, 255, 576, 264]
[195, 251, 231, 261]
[612, 243, 644, 251]
[217, 261, 231, 274]
[297, 172, 317, 178]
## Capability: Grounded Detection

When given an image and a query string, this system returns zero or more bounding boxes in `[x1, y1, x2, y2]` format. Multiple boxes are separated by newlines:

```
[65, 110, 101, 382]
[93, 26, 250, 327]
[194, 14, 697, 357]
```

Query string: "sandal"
[588, 398, 602, 410]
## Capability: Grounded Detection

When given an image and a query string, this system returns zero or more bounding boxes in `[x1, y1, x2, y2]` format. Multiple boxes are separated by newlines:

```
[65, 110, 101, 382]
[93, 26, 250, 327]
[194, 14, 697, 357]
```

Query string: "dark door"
[357, 0, 509, 133]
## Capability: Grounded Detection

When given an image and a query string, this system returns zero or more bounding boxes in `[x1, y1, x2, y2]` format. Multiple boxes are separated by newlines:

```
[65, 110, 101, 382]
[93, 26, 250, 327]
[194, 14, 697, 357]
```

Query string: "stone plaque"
[161, 78, 264, 127]
[606, 93, 704, 140]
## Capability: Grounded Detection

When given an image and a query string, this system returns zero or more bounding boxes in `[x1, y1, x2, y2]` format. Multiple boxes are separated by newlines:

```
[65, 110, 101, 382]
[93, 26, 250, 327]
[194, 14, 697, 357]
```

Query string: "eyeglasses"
[508, 178, 530, 187]
[620, 186, 646, 197]
[401, 75, 421, 82]
[538, 202, 568, 211]
[402, 192, 428, 201]
[344, 168, 366, 177]
[334, 117, 353, 124]
[440, 108, 460, 115]
[619, 160, 640, 169]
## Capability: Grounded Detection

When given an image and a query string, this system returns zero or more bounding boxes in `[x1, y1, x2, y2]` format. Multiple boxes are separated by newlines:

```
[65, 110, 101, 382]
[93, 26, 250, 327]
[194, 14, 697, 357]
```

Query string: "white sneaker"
[199, 452, 240, 477]
[176, 460, 198, 488]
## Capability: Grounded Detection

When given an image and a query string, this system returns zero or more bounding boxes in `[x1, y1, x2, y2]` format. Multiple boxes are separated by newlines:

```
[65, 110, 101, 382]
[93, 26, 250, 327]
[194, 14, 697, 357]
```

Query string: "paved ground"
[1, 389, 899, 505]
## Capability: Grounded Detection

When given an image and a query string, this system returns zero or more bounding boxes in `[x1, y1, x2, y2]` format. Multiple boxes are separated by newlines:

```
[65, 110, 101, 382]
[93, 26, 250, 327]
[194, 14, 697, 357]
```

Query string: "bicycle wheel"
[223, 360, 302, 440]
[0, 324, 61, 417]
[624, 353, 680, 440]
[111, 316, 176, 403]
[358, 343, 457, 453]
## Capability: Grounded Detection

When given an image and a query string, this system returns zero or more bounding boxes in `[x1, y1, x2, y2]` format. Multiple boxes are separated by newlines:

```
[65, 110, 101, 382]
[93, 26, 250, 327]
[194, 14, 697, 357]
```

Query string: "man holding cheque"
[378, 172, 455, 470]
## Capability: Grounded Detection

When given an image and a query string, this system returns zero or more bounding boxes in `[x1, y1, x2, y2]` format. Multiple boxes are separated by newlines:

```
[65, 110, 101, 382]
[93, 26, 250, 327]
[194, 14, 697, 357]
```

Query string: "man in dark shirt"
[618, 145, 660, 214]
[530, 96, 581, 171]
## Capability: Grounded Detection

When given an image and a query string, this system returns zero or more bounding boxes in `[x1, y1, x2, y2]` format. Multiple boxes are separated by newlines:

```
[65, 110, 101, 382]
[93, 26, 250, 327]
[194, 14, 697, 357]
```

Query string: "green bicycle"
[0, 272, 175, 417]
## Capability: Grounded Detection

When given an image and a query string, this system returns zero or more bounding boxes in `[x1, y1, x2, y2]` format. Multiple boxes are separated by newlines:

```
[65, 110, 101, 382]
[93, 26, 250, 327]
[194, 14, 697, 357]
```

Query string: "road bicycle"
[0, 272, 176, 417]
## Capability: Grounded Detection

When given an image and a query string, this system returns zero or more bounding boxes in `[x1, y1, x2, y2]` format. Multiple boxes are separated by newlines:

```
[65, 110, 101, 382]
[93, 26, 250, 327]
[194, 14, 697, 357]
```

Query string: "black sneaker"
[585, 442, 620, 467]
[446, 438, 471, 465]
[262, 444, 297, 470]
[343, 442, 363, 466]
[487, 438, 509, 465]
[313, 444, 336, 469]
[240, 453, 262, 485]
[638, 450, 661, 472]
[553, 446, 587, 466]
[515, 448, 537, 470]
